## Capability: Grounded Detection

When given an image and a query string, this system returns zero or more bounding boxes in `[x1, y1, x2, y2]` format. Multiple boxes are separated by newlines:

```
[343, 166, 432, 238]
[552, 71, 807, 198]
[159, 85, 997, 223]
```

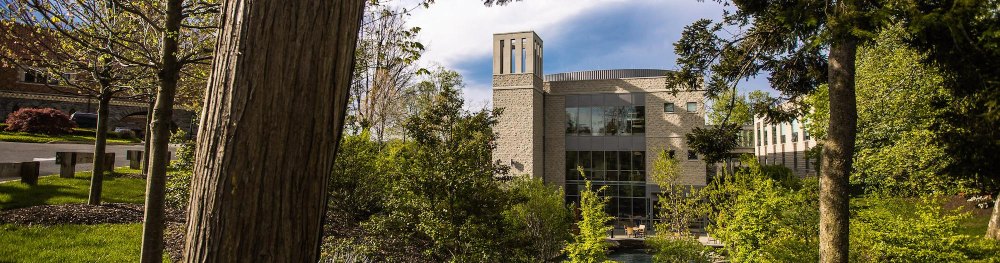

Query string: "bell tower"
[492, 31, 544, 178]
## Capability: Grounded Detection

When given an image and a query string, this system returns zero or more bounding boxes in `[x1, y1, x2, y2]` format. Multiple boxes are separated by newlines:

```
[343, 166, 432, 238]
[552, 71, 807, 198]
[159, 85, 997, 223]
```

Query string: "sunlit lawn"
[0, 129, 141, 144]
[0, 167, 146, 210]
[0, 223, 170, 262]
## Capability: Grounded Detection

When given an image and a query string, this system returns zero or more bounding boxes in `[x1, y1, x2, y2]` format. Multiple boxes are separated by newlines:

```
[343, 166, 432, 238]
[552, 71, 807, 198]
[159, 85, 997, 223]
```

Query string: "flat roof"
[544, 69, 671, 82]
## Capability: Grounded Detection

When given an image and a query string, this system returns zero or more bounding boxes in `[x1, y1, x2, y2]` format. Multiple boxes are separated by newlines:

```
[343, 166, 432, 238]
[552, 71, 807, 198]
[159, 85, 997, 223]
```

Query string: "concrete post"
[56, 152, 77, 178]
[127, 150, 143, 169]
[19, 161, 39, 185]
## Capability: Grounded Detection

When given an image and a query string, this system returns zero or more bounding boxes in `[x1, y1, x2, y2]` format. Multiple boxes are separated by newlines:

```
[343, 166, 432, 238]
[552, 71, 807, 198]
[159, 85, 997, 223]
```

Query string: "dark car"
[70, 112, 98, 128]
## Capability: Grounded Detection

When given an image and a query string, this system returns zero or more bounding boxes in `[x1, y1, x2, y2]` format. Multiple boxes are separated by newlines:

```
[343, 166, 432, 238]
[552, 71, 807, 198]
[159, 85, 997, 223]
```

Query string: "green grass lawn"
[0, 167, 146, 210]
[0, 223, 169, 262]
[0, 130, 141, 144]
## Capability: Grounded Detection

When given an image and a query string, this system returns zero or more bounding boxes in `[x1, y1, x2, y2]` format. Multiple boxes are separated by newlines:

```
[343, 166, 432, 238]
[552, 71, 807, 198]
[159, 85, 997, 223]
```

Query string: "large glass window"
[566, 108, 578, 134]
[564, 106, 645, 136]
[771, 125, 777, 145]
[565, 150, 647, 218]
[510, 39, 515, 73]
[780, 123, 786, 143]
[791, 120, 799, 142]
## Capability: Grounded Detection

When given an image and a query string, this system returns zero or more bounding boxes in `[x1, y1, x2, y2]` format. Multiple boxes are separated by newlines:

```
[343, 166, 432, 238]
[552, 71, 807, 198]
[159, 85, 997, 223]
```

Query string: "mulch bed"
[0, 203, 145, 225]
[0, 203, 186, 225]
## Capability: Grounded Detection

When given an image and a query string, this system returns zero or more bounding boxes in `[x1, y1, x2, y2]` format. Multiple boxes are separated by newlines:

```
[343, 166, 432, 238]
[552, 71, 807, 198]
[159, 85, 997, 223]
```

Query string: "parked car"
[70, 112, 98, 128]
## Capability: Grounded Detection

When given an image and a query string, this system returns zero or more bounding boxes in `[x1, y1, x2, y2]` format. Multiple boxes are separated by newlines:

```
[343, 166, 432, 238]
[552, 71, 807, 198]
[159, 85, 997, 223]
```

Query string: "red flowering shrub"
[3, 108, 77, 134]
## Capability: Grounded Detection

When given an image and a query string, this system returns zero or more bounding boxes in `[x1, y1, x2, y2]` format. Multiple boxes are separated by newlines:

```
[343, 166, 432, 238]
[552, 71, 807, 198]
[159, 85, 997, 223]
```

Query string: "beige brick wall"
[543, 95, 566, 185]
[645, 89, 708, 186]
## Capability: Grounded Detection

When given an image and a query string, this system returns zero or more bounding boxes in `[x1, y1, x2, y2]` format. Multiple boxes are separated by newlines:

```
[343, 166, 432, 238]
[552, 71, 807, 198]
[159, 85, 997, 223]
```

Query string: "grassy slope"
[0, 131, 141, 144]
[0, 223, 169, 262]
[0, 167, 146, 210]
[0, 168, 159, 262]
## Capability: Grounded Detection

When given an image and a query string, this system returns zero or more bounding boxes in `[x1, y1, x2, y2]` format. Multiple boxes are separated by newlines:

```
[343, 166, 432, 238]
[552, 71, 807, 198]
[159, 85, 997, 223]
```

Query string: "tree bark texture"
[819, 37, 858, 263]
[87, 93, 112, 205]
[140, 0, 183, 261]
[181, 0, 364, 261]
[988, 196, 1000, 239]
[142, 97, 154, 175]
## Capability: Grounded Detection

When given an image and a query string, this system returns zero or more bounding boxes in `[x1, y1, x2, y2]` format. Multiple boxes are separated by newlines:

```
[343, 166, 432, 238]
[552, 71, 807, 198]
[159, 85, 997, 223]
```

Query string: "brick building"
[491, 31, 708, 220]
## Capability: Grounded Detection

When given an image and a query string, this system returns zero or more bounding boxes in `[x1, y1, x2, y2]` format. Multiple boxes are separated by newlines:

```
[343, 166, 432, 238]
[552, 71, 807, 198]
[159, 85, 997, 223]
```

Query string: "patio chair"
[637, 225, 646, 238]
[625, 226, 635, 238]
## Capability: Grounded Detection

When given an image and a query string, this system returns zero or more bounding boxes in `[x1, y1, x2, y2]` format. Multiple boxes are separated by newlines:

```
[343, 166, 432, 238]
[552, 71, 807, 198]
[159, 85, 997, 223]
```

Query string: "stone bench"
[55, 152, 115, 178]
[125, 150, 172, 170]
[0, 161, 40, 185]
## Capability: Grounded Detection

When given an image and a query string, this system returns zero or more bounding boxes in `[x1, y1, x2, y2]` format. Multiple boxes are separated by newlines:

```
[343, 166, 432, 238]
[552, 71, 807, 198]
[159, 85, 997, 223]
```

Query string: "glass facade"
[565, 151, 647, 218]
[565, 106, 645, 136]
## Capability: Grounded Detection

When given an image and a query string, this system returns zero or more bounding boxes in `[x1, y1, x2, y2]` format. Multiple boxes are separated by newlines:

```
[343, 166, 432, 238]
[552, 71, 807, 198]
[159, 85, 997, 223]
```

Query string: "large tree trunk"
[87, 93, 112, 205]
[181, 0, 364, 261]
[140, 0, 183, 261]
[142, 97, 154, 175]
[988, 196, 1000, 239]
[819, 37, 858, 262]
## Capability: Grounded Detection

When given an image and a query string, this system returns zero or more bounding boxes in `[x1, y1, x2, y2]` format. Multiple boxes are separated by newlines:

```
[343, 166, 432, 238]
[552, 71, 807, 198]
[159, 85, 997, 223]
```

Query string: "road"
[0, 141, 176, 181]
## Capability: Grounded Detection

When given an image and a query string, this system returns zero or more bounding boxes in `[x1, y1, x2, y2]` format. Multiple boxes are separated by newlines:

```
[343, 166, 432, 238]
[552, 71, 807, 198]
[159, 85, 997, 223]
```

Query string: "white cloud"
[408, 0, 613, 70]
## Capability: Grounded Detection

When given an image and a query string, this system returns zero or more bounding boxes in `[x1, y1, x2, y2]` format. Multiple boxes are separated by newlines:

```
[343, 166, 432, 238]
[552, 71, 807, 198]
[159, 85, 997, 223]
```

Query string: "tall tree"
[892, 0, 1000, 239]
[181, 0, 365, 261]
[671, 1, 883, 261]
[1, 2, 153, 205]
[348, 4, 424, 141]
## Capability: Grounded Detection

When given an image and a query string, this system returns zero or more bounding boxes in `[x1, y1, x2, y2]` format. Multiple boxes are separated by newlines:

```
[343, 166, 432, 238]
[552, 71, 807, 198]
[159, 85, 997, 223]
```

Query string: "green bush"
[850, 196, 1000, 262]
[501, 177, 573, 262]
[647, 236, 713, 263]
[164, 170, 192, 211]
[563, 170, 613, 263]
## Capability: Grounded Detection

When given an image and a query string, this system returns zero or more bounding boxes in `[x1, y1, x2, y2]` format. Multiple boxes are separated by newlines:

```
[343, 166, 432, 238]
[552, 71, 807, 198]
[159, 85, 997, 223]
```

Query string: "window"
[803, 120, 811, 140]
[20, 68, 59, 85]
[499, 40, 504, 74]
[628, 106, 645, 134]
[756, 125, 761, 146]
[566, 108, 578, 133]
[565, 150, 648, 218]
[664, 103, 675, 113]
[763, 128, 768, 145]
[686, 102, 697, 112]
[510, 39, 515, 74]
[780, 123, 786, 143]
[791, 120, 799, 142]
[591, 107, 605, 136]
[687, 150, 697, 160]
[771, 125, 777, 145]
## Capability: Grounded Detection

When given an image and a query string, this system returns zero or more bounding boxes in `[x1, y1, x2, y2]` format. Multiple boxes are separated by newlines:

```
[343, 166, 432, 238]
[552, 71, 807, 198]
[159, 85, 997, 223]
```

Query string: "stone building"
[491, 31, 708, 220]
[752, 115, 818, 177]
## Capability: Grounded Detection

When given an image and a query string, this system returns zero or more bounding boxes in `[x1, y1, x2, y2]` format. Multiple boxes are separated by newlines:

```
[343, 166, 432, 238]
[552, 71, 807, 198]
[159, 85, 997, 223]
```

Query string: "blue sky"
[406, 0, 773, 109]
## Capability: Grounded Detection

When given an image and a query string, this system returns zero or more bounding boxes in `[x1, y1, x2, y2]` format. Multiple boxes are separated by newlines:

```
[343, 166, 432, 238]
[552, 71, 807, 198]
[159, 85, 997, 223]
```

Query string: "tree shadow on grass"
[0, 179, 89, 210]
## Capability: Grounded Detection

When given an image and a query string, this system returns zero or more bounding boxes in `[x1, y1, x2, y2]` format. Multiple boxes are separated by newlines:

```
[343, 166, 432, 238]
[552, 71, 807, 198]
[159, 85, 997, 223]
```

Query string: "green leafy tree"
[502, 177, 573, 262]
[803, 26, 959, 195]
[892, 0, 1000, 239]
[671, 1, 896, 260]
[704, 158, 820, 262]
[647, 150, 712, 263]
[563, 169, 613, 263]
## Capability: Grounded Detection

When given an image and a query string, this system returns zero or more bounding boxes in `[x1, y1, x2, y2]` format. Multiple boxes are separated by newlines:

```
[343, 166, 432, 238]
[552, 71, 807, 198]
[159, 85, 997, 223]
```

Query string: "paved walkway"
[0, 141, 176, 182]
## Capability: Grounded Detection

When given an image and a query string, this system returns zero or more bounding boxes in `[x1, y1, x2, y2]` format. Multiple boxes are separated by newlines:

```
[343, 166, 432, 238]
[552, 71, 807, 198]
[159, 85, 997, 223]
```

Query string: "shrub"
[164, 170, 192, 210]
[71, 128, 96, 137]
[170, 130, 196, 171]
[111, 130, 137, 140]
[3, 108, 76, 134]
[502, 177, 573, 262]
[648, 236, 713, 263]
[563, 169, 614, 263]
